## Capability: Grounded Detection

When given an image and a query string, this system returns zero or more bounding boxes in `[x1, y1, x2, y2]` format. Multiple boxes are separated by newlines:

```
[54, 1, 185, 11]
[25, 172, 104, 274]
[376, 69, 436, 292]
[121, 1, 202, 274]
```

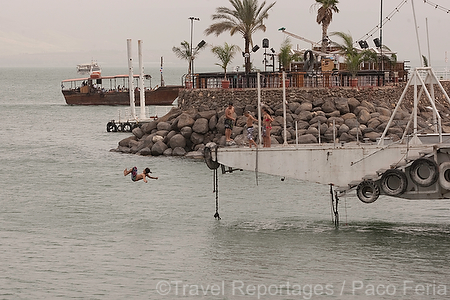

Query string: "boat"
[77, 61, 101, 75]
[61, 72, 181, 106]
[204, 68, 450, 205]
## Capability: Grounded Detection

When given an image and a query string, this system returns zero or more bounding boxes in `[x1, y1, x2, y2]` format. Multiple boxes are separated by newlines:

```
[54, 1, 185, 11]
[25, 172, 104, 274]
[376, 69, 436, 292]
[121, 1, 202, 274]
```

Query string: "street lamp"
[189, 16, 200, 87]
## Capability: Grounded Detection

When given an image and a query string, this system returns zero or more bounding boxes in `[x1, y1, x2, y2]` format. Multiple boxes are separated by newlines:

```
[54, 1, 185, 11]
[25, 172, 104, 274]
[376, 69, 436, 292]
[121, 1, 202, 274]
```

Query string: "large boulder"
[309, 115, 327, 125]
[156, 107, 182, 123]
[177, 113, 195, 129]
[190, 132, 204, 145]
[169, 133, 187, 149]
[365, 131, 381, 142]
[297, 110, 314, 122]
[137, 147, 152, 156]
[141, 121, 158, 134]
[172, 147, 187, 156]
[198, 110, 216, 120]
[119, 136, 137, 147]
[180, 126, 193, 139]
[152, 135, 164, 143]
[298, 102, 313, 112]
[209, 115, 217, 131]
[151, 141, 168, 156]
[348, 98, 360, 112]
[345, 118, 360, 129]
[322, 100, 336, 113]
[157, 121, 172, 131]
[132, 127, 144, 139]
[334, 97, 350, 114]
[358, 109, 371, 124]
[192, 118, 209, 134]
[298, 133, 317, 144]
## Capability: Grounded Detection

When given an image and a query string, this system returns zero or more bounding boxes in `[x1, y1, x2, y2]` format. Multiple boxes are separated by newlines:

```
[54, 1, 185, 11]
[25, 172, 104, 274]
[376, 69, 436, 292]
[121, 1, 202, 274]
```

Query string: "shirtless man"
[224, 102, 235, 145]
[124, 167, 158, 183]
[244, 111, 258, 148]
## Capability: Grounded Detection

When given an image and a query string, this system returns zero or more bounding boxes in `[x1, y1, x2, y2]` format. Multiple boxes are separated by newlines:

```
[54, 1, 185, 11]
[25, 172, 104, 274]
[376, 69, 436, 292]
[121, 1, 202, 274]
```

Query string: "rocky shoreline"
[112, 83, 450, 157]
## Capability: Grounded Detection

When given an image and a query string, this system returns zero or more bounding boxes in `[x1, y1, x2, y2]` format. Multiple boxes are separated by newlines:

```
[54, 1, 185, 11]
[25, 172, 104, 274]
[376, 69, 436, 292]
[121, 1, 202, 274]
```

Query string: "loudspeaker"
[373, 38, 381, 48]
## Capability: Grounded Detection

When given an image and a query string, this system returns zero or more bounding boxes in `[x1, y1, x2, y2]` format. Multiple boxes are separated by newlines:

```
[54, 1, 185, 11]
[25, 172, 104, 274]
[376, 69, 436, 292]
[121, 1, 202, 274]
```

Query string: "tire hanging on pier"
[106, 122, 117, 132]
[122, 122, 132, 132]
[409, 158, 439, 187]
[380, 169, 408, 196]
[438, 161, 450, 190]
[356, 180, 380, 204]
[204, 142, 220, 170]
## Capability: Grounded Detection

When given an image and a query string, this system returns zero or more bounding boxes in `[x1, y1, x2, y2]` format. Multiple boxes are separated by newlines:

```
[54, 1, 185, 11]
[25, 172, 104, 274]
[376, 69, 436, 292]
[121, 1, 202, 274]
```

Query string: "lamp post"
[380, 0, 383, 72]
[189, 16, 199, 87]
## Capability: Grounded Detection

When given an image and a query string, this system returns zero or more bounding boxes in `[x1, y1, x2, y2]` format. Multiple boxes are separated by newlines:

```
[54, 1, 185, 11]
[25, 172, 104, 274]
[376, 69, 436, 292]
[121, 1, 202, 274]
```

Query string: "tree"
[312, 0, 339, 54]
[172, 40, 207, 75]
[331, 31, 371, 78]
[278, 38, 301, 71]
[205, 0, 276, 74]
[211, 42, 241, 79]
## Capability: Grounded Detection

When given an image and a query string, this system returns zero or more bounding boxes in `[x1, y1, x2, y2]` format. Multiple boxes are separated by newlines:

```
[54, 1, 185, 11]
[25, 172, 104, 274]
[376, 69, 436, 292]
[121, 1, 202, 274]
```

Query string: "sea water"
[0, 67, 449, 299]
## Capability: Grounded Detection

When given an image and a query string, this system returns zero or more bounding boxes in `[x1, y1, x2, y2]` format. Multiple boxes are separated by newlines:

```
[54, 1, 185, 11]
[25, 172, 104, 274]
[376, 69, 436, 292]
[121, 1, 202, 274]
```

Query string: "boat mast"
[161, 56, 165, 87]
[127, 39, 136, 119]
[138, 40, 146, 120]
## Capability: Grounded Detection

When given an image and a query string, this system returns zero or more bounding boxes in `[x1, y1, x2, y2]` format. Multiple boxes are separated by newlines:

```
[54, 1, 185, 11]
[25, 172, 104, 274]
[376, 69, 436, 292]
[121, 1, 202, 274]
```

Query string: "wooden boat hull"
[63, 85, 181, 106]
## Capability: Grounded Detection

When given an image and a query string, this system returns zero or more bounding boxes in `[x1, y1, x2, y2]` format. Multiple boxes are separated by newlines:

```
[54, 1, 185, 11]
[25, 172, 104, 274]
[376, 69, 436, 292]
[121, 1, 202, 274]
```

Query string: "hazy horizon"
[1, 0, 449, 70]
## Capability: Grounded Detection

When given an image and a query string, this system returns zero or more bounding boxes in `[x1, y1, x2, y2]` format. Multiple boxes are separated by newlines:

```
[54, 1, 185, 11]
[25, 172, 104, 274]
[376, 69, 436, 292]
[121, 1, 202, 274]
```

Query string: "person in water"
[124, 167, 158, 183]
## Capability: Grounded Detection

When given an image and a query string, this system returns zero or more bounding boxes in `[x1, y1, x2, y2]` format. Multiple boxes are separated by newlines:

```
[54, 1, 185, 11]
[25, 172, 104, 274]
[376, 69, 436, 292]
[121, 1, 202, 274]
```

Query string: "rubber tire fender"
[356, 180, 380, 204]
[204, 143, 220, 170]
[380, 169, 408, 196]
[122, 123, 132, 132]
[409, 158, 439, 187]
[107, 122, 117, 132]
[438, 161, 450, 190]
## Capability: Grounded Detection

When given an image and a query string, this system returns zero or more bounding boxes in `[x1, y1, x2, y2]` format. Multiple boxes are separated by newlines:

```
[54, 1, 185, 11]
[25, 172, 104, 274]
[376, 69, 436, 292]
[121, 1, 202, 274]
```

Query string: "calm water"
[0, 67, 449, 299]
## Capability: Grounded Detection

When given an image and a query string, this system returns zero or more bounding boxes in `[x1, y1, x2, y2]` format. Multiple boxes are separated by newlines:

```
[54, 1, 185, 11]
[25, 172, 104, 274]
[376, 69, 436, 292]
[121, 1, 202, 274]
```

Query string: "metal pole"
[189, 17, 199, 88]
[160, 56, 165, 87]
[257, 71, 262, 147]
[411, 0, 423, 67]
[426, 18, 431, 67]
[138, 40, 145, 120]
[282, 71, 288, 145]
[380, 0, 383, 72]
[127, 39, 136, 119]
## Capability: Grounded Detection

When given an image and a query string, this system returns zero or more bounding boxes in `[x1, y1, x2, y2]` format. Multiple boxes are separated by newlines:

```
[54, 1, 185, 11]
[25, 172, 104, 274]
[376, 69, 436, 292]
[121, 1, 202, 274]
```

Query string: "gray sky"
[1, 0, 449, 70]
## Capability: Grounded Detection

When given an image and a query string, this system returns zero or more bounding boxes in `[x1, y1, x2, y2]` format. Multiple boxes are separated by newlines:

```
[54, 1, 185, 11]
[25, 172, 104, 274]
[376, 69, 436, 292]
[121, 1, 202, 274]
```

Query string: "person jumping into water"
[124, 167, 158, 183]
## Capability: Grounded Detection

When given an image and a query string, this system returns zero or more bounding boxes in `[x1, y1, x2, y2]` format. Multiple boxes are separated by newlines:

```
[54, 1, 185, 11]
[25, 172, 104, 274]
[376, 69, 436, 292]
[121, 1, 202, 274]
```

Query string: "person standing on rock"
[124, 167, 158, 183]
[225, 102, 236, 145]
[244, 111, 258, 148]
[262, 107, 274, 148]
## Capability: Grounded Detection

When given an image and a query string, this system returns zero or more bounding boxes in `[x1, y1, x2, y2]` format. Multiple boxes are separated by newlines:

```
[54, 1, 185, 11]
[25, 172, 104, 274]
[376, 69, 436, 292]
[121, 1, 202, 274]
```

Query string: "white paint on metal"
[127, 39, 136, 119]
[216, 143, 438, 188]
[138, 40, 145, 120]
[282, 71, 287, 145]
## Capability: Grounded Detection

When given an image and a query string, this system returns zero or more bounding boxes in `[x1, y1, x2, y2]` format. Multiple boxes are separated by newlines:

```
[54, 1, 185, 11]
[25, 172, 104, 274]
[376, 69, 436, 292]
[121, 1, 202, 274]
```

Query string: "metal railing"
[182, 70, 393, 89]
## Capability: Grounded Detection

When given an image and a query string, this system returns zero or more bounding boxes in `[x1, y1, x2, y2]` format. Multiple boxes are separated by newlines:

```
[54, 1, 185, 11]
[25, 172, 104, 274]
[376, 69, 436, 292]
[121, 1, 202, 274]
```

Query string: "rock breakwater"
[112, 84, 450, 157]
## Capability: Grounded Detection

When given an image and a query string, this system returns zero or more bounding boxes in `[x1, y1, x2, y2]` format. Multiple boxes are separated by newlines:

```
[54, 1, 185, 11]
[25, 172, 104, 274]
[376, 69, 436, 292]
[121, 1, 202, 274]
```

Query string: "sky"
[1, 0, 449, 71]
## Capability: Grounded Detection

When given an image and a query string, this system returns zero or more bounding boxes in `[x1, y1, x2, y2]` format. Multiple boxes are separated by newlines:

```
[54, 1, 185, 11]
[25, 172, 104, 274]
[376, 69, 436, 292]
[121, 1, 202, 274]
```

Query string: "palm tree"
[204, 0, 276, 74]
[312, 0, 339, 54]
[172, 40, 207, 75]
[331, 31, 371, 79]
[278, 38, 302, 71]
[211, 42, 241, 79]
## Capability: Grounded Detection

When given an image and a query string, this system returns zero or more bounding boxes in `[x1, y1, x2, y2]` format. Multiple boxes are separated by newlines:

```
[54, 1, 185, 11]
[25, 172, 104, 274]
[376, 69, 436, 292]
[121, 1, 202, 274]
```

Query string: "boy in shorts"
[244, 111, 258, 148]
